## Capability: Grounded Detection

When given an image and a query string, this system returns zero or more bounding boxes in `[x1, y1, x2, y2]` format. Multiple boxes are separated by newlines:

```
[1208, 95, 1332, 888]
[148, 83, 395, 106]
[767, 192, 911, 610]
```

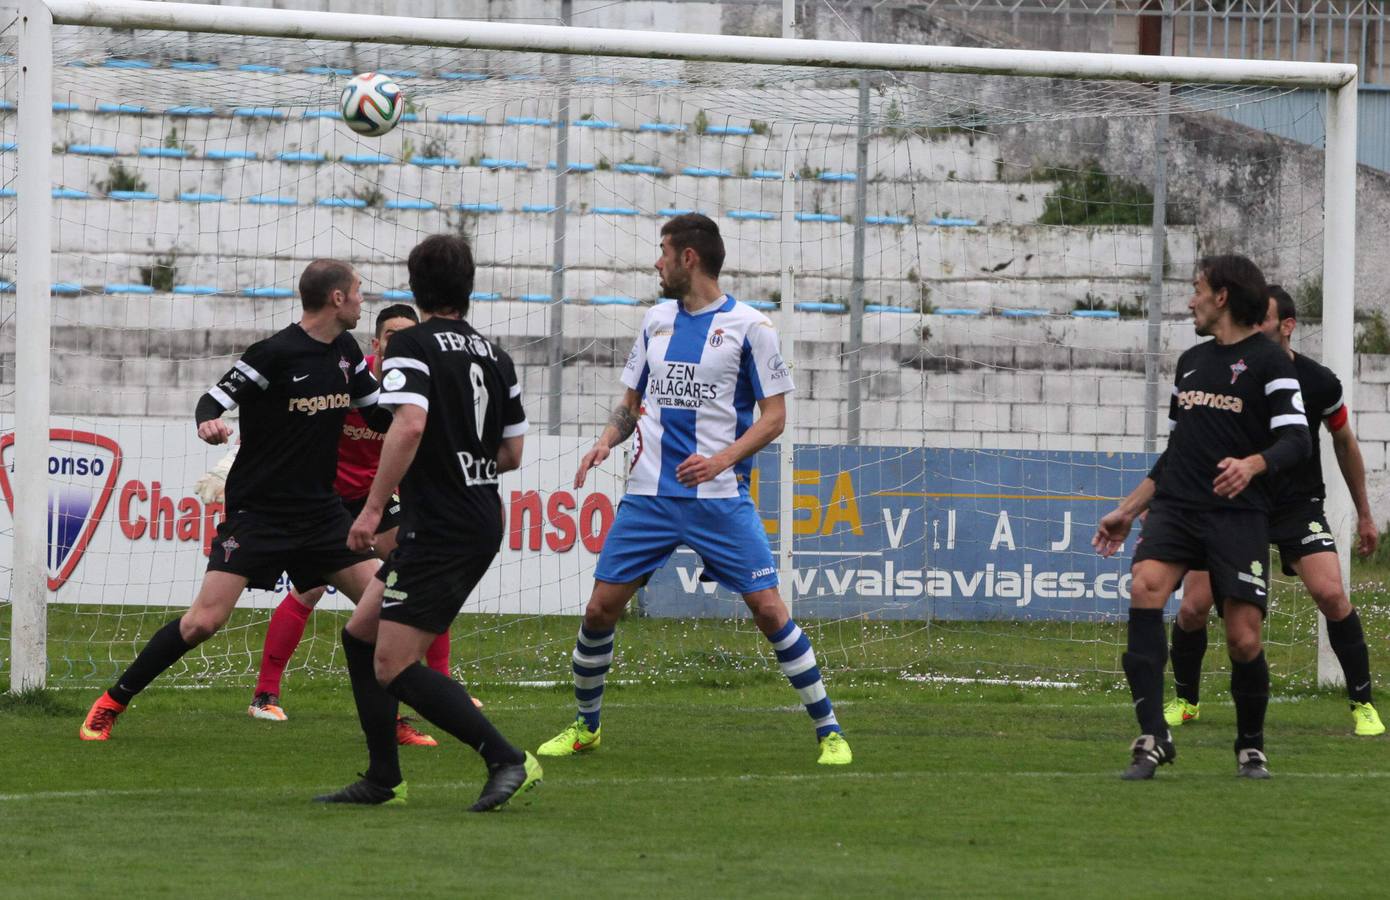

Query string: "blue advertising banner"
[639, 446, 1176, 622]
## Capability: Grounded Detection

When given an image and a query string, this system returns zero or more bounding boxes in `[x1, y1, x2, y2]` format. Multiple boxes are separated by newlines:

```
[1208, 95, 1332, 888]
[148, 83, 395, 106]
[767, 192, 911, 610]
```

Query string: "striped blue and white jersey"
[621, 295, 793, 498]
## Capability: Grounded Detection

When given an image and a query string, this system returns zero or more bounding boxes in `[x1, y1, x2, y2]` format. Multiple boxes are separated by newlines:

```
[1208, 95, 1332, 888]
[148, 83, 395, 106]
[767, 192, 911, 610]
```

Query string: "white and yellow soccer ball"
[339, 72, 405, 137]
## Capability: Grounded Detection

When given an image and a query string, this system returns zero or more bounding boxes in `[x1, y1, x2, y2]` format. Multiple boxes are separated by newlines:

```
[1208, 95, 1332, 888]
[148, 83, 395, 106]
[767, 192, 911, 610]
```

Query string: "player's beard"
[659, 267, 690, 301]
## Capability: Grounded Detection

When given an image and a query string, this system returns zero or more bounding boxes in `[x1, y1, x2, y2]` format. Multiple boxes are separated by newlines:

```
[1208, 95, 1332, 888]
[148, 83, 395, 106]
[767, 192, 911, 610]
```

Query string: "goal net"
[0, 4, 1358, 693]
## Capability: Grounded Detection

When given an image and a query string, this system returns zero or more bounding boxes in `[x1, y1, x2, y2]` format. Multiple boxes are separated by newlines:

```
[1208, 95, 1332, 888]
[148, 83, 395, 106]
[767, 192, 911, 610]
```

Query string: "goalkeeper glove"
[194, 444, 239, 504]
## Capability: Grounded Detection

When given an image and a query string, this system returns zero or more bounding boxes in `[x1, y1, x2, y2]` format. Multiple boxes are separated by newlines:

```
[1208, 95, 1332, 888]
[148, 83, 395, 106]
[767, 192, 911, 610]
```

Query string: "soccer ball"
[339, 72, 404, 137]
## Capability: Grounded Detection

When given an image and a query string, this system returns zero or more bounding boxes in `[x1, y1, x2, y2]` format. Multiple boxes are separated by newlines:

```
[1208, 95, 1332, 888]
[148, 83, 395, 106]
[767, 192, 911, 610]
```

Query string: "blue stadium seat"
[0, 280, 12, 292]
[0, 101, 13, 111]
[109, 190, 158, 201]
[659, 207, 696, 216]
[51, 282, 81, 294]
[591, 296, 641, 306]
[302, 109, 340, 120]
[139, 147, 189, 159]
[66, 145, 118, 156]
[795, 212, 841, 223]
[795, 301, 846, 313]
[522, 204, 558, 213]
[594, 206, 640, 216]
[481, 158, 528, 169]
[929, 217, 978, 227]
[683, 167, 732, 178]
[278, 151, 327, 163]
[243, 287, 293, 298]
[173, 285, 220, 295]
[640, 123, 684, 133]
[207, 150, 258, 161]
[705, 125, 754, 136]
[0, 188, 14, 198]
[506, 116, 553, 126]
[239, 64, 284, 74]
[170, 61, 218, 72]
[1072, 309, 1120, 319]
[818, 172, 856, 182]
[520, 294, 553, 303]
[575, 76, 619, 85]
[178, 193, 225, 202]
[866, 304, 915, 314]
[866, 215, 911, 225]
[0, 142, 15, 152]
[547, 162, 596, 173]
[382, 290, 414, 300]
[341, 153, 392, 165]
[317, 197, 367, 208]
[457, 202, 503, 213]
[53, 102, 81, 112]
[385, 199, 436, 210]
[165, 105, 214, 117]
[102, 59, 153, 69]
[615, 163, 663, 175]
[52, 188, 91, 199]
[409, 156, 460, 167]
[305, 66, 352, 76]
[438, 72, 488, 81]
[437, 113, 486, 125]
[248, 195, 298, 206]
[728, 210, 775, 221]
[573, 119, 620, 129]
[751, 170, 782, 180]
[97, 103, 148, 114]
[934, 308, 982, 316]
[237, 108, 287, 119]
[471, 291, 502, 301]
[745, 300, 778, 311]
[1001, 309, 1047, 318]
[105, 283, 154, 294]
[400, 113, 420, 123]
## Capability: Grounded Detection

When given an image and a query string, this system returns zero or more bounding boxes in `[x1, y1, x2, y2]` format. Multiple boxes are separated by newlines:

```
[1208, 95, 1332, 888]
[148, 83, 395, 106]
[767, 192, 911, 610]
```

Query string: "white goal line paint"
[5, 769, 1390, 804]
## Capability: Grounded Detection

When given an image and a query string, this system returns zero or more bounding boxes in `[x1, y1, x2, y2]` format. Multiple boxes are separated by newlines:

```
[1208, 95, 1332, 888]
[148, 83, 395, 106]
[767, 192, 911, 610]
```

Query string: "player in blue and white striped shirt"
[536, 214, 851, 765]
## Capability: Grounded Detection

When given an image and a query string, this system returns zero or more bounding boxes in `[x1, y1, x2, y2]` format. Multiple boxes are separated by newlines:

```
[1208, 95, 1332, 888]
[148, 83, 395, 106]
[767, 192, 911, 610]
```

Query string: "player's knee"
[1129, 573, 1170, 606]
[1226, 631, 1262, 662]
[1175, 604, 1209, 631]
[1309, 585, 1352, 620]
[179, 613, 221, 645]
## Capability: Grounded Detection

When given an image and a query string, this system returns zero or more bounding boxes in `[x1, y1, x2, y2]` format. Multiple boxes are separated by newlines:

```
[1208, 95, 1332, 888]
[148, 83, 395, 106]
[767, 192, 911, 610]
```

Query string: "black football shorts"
[1134, 503, 1271, 617]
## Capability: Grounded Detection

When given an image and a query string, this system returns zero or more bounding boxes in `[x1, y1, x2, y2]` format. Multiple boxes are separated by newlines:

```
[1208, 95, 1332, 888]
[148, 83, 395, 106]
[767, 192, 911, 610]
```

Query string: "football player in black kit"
[1094, 255, 1310, 780]
[317, 234, 542, 811]
[81, 259, 391, 741]
[1164, 286, 1383, 736]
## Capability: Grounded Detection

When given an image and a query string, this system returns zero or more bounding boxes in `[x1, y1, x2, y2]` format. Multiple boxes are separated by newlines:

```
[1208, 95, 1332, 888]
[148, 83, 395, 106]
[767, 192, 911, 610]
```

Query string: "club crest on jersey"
[1229, 359, 1248, 384]
[339, 356, 351, 383]
[709, 328, 724, 348]
[0, 430, 123, 590]
[222, 536, 239, 562]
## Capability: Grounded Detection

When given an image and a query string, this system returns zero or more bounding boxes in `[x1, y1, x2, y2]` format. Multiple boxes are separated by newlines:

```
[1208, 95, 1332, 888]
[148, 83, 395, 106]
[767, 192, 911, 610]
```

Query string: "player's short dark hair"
[299, 259, 356, 312]
[660, 213, 725, 278]
[407, 234, 475, 315]
[375, 303, 418, 337]
[1198, 254, 1268, 327]
[1268, 284, 1297, 322]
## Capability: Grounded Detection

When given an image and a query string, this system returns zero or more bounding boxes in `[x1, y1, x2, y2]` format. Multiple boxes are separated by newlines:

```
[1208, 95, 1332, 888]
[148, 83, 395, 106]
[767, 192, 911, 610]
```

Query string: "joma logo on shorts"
[1177, 390, 1244, 413]
[287, 393, 350, 416]
[750, 566, 775, 580]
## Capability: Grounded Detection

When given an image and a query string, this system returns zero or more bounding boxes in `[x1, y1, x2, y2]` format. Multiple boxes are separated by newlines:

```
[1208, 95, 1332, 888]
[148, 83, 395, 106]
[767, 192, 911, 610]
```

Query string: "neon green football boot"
[1351, 702, 1386, 736]
[1163, 697, 1201, 727]
[537, 719, 601, 757]
[817, 731, 853, 766]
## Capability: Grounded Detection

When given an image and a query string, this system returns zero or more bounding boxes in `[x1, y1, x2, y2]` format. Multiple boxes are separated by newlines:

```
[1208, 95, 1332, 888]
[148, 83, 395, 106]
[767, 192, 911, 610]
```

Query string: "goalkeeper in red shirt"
[197, 304, 465, 745]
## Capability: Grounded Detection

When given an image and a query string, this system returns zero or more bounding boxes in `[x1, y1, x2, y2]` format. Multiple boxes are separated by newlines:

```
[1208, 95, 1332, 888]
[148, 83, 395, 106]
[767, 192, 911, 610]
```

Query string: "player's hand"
[1212, 455, 1265, 499]
[676, 453, 727, 487]
[574, 444, 611, 489]
[197, 419, 233, 445]
[348, 508, 382, 553]
[1357, 514, 1380, 557]
[193, 445, 239, 504]
[1092, 508, 1134, 558]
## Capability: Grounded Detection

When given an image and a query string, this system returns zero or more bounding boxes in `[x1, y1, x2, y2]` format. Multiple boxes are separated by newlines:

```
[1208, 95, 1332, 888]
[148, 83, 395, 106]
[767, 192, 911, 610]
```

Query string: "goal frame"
[8, 0, 1358, 690]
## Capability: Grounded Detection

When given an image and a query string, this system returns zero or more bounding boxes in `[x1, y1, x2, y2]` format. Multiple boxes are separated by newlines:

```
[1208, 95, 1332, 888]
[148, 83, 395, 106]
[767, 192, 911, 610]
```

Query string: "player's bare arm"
[1331, 424, 1379, 556]
[1093, 476, 1156, 557]
[574, 388, 642, 489]
[676, 392, 786, 488]
[496, 435, 525, 474]
[349, 404, 426, 552]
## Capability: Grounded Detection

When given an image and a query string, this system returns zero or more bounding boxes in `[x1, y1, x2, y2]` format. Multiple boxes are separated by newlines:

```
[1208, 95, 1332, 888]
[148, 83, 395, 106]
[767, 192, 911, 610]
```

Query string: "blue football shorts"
[593, 492, 779, 594]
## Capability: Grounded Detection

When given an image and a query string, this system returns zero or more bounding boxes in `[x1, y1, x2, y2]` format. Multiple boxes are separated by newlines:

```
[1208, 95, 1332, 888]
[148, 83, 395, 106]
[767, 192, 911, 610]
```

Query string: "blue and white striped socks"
[572, 624, 615, 731]
[768, 619, 841, 738]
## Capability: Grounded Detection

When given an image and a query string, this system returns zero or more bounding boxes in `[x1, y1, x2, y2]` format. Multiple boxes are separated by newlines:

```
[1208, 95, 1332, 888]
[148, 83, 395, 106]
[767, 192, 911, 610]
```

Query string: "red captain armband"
[1325, 404, 1349, 433]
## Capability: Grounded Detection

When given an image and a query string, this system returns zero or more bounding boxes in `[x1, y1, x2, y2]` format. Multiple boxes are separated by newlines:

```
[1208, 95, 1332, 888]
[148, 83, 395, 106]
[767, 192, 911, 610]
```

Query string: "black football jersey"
[206, 324, 382, 514]
[1153, 332, 1309, 512]
[378, 317, 526, 544]
[1278, 351, 1345, 503]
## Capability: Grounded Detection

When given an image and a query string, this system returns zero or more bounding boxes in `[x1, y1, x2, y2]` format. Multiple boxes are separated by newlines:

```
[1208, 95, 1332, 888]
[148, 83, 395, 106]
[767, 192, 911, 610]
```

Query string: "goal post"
[5, 0, 1359, 692]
